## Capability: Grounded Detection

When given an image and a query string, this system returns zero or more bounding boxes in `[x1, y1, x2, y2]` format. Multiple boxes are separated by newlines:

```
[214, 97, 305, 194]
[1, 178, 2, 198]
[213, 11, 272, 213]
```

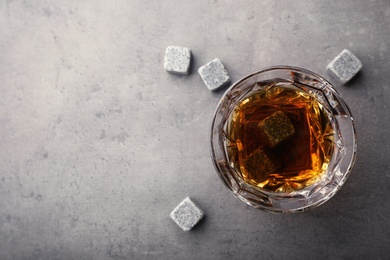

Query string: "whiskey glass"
[210, 66, 357, 213]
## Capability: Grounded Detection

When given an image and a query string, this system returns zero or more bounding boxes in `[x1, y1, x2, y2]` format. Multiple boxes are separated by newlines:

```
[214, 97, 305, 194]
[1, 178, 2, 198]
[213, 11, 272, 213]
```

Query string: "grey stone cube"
[170, 197, 204, 231]
[198, 58, 230, 91]
[326, 49, 363, 84]
[164, 46, 192, 75]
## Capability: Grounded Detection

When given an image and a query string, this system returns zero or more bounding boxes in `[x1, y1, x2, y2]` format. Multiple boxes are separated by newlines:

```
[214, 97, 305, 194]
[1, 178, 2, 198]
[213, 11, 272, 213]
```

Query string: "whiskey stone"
[198, 58, 230, 91]
[258, 111, 295, 148]
[244, 148, 280, 182]
[164, 46, 192, 75]
[170, 197, 204, 231]
[326, 49, 363, 84]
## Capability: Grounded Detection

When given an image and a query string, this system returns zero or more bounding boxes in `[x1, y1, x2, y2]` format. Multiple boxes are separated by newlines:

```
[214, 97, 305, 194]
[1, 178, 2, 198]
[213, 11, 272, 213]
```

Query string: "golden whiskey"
[227, 81, 334, 193]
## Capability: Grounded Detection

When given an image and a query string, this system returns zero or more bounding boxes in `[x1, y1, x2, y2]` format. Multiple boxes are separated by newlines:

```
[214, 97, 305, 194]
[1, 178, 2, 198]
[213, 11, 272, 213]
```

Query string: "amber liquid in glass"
[227, 81, 334, 193]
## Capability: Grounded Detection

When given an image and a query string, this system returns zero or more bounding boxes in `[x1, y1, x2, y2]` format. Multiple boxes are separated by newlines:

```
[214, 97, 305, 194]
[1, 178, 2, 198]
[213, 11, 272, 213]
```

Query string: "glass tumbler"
[210, 66, 357, 213]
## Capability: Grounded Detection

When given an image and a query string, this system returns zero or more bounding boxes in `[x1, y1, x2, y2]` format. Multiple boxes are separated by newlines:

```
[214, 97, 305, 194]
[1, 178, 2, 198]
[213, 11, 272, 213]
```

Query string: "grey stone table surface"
[1, 1, 389, 259]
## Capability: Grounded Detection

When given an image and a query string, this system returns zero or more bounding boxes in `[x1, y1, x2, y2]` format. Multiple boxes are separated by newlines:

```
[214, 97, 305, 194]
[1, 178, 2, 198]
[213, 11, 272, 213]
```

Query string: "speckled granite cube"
[258, 111, 295, 148]
[170, 197, 204, 231]
[164, 46, 192, 75]
[243, 147, 280, 182]
[198, 58, 230, 91]
[326, 49, 362, 84]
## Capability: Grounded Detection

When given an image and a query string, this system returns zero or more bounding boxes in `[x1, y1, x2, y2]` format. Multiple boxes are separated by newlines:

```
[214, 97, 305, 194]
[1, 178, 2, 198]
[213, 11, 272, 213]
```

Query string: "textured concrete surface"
[0, 0, 389, 259]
